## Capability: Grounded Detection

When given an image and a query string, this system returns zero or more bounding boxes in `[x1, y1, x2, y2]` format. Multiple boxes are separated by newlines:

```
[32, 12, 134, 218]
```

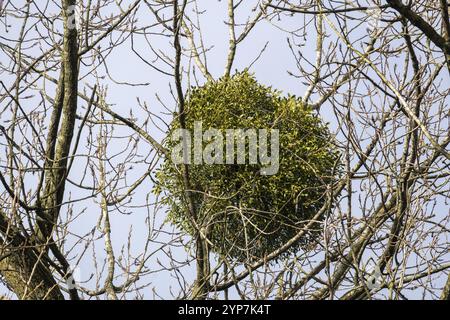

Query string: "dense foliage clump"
[155, 72, 341, 261]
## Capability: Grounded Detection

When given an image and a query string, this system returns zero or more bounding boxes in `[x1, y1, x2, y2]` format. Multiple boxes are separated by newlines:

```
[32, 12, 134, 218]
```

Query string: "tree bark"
[0, 210, 64, 300]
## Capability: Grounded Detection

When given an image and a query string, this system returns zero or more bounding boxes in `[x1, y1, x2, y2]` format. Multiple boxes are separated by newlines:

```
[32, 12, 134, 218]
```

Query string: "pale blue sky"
[0, 0, 448, 299]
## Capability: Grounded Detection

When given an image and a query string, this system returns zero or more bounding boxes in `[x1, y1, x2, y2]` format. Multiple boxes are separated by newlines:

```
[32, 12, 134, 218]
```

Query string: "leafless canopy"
[0, 0, 449, 300]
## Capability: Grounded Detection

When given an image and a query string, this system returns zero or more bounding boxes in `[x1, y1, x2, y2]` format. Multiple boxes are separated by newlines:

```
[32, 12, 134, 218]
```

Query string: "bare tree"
[0, 0, 448, 300]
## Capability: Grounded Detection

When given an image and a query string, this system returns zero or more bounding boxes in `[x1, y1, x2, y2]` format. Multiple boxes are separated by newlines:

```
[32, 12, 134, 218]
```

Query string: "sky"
[0, 0, 448, 299]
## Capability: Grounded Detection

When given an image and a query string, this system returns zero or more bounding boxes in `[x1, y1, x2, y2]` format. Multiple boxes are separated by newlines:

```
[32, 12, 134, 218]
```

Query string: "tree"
[0, 0, 448, 300]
